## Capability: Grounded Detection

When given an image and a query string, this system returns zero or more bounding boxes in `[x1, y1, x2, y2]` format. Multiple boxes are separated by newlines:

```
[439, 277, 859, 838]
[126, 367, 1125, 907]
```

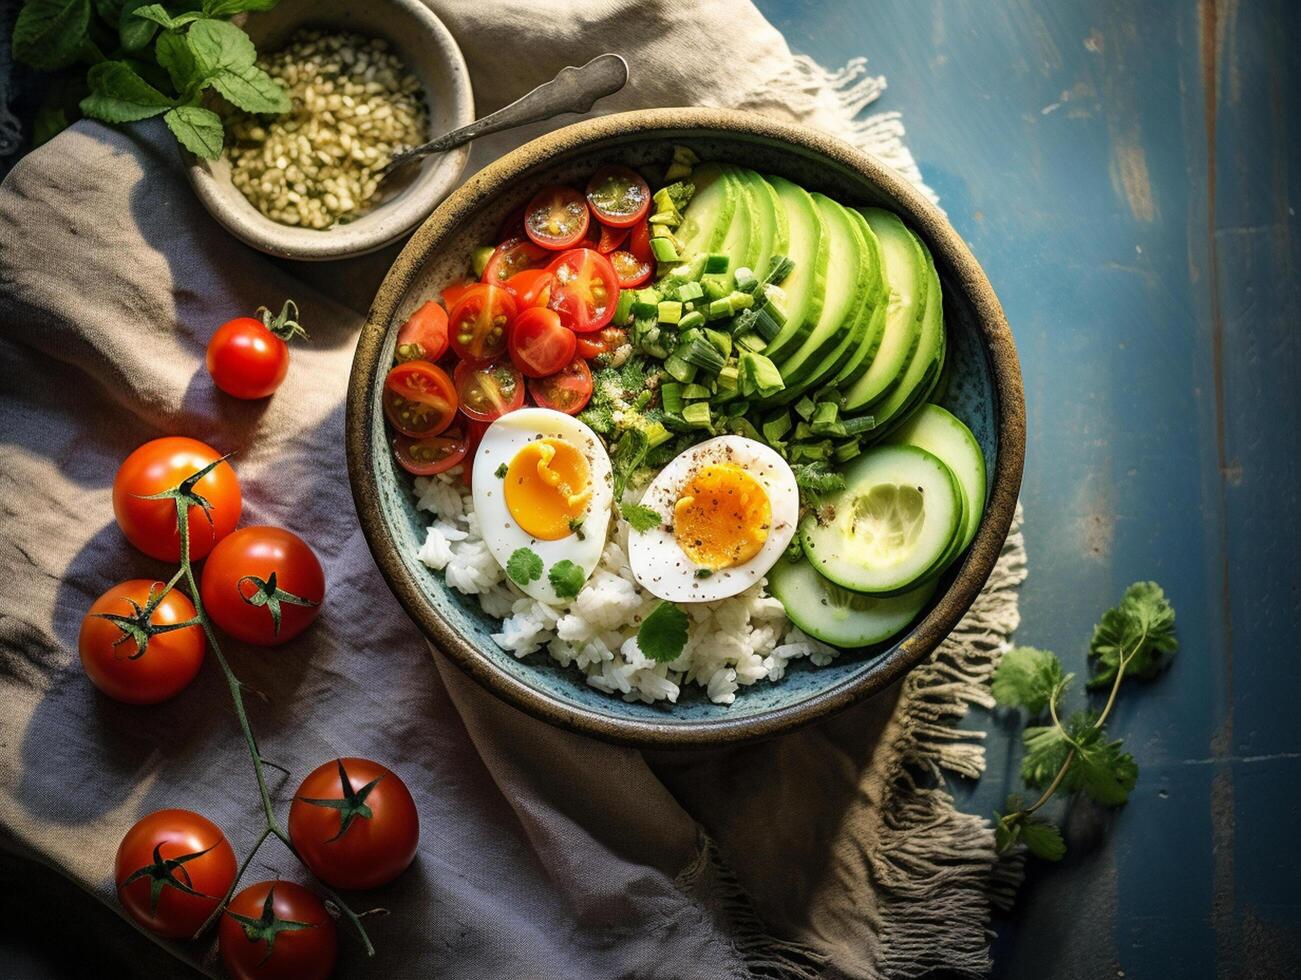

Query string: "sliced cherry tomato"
[454, 359, 525, 422]
[497, 204, 527, 242]
[546, 248, 620, 333]
[447, 284, 516, 364]
[395, 300, 449, 363]
[441, 279, 478, 309]
[524, 185, 590, 249]
[220, 880, 336, 980]
[393, 429, 469, 476]
[200, 527, 325, 646]
[482, 237, 550, 285]
[596, 223, 630, 254]
[576, 326, 628, 361]
[609, 248, 653, 288]
[586, 165, 651, 227]
[628, 219, 653, 263]
[508, 307, 577, 378]
[503, 268, 554, 309]
[81, 580, 205, 703]
[528, 358, 593, 415]
[382, 361, 457, 438]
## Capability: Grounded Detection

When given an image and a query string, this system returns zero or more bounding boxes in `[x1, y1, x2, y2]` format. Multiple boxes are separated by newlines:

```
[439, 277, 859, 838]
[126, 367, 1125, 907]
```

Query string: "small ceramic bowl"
[347, 109, 1026, 748]
[185, 0, 474, 261]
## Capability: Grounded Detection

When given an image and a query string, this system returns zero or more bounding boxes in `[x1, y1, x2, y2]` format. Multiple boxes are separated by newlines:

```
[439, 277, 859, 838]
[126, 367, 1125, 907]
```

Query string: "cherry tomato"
[206, 318, 289, 400]
[200, 527, 325, 647]
[481, 237, 551, 286]
[220, 880, 337, 980]
[441, 279, 478, 309]
[596, 223, 630, 254]
[528, 358, 593, 415]
[586, 165, 651, 227]
[116, 809, 237, 939]
[508, 307, 577, 378]
[382, 360, 457, 438]
[628, 219, 653, 263]
[524, 185, 590, 249]
[447, 284, 516, 364]
[113, 437, 241, 562]
[80, 580, 204, 704]
[576, 326, 628, 361]
[609, 248, 653, 288]
[546, 248, 620, 333]
[393, 428, 469, 476]
[395, 301, 449, 363]
[288, 758, 420, 891]
[503, 268, 554, 309]
[454, 359, 525, 422]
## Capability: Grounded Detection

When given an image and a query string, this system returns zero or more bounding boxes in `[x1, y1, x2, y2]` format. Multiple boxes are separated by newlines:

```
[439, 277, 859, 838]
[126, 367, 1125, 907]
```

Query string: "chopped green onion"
[660, 381, 684, 415]
[613, 289, 635, 325]
[682, 402, 712, 427]
[704, 253, 730, 275]
[762, 412, 792, 444]
[738, 351, 785, 398]
[677, 309, 706, 332]
[683, 383, 711, 400]
[657, 300, 683, 324]
[664, 353, 696, 383]
[650, 237, 680, 263]
[794, 395, 816, 421]
[841, 414, 877, 436]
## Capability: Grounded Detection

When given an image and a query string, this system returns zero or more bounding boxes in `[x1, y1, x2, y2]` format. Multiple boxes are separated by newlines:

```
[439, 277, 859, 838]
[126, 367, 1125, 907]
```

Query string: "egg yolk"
[504, 438, 592, 541]
[672, 464, 771, 571]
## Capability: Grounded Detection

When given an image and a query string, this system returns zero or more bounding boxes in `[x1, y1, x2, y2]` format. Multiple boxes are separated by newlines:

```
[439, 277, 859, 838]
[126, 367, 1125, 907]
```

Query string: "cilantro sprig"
[505, 547, 542, 587]
[637, 601, 689, 663]
[547, 560, 585, 600]
[619, 502, 663, 533]
[992, 581, 1177, 861]
[11, 0, 290, 158]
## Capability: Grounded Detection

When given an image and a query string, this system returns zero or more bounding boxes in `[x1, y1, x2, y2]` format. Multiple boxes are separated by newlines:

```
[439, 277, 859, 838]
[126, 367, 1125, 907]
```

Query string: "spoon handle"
[385, 54, 629, 173]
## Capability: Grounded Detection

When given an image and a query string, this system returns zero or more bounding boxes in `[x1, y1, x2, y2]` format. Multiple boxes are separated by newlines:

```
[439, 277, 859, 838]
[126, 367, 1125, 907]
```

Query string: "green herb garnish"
[637, 601, 689, 663]
[505, 547, 543, 587]
[494, 463, 508, 479]
[620, 502, 663, 533]
[547, 559, 585, 600]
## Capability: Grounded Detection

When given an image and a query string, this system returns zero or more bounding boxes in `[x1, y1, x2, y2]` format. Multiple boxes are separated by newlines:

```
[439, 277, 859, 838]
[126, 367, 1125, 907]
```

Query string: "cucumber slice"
[800, 444, 962, 594]
[889, 404, 986, 552]
[842, 209, 926, 411]
[762, 176, 827, 363]
[677, 163, 737, 258]
[768, 556, 938, 648]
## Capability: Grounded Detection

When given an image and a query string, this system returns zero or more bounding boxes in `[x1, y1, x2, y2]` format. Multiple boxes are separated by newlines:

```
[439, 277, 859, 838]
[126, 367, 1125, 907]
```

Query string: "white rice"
[413, 468, 839, 705]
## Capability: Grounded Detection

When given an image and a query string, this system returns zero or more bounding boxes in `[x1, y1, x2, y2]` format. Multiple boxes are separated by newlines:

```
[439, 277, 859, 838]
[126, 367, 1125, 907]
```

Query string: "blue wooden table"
[756, 0, 1301, 974]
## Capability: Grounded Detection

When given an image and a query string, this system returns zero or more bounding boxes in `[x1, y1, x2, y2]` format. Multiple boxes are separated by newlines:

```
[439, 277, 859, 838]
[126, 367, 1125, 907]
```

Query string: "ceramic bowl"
[185, 0, 474, 261]
[347, 108, 1025, 748]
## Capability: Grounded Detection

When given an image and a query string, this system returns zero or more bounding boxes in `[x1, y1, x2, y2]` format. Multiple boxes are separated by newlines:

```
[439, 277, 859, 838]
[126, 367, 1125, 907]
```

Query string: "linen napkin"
[0, 1, 1024, 977]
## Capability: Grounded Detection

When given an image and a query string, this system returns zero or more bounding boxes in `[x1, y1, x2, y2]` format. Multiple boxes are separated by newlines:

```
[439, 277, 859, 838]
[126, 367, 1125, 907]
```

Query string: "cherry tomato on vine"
[609, 249, 653, 288]
[502, 268, 554, 309]
[382, 360, 458, 438]
[113, 437, 241, 562]
[627, 219, 653, 264]
[220, 880, 337, 980]
[524, 185, 590, 249]
[595, 223, 629, 254]
[528, 358, 593, 415]
[586, 165, 651, 227]
[546, 248, 620, 333]
[447, 284, 516, 364]
[116, 809, 237, 939]
[206, 301, 304, 400]
[441, 279, 478, 309]
[394, 301, 449, 363]
[393, 429, 469, 477]
[200, 527, 325, 647]
[575, 326, 628, 362]
[507, 307, 577, 378]
[288, 758, 420, 891]
[454, 359, 525, 422]
[80, 580, 205, 703]
[482, 237, 551, 285]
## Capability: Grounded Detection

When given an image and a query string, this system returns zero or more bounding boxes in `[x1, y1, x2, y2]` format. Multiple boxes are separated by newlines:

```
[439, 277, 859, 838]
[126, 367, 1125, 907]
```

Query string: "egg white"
[472, 408, 613, 604]
[627, 435, 799, 602]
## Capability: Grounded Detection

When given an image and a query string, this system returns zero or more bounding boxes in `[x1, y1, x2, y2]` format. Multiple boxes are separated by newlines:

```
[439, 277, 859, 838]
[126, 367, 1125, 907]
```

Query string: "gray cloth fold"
[0, 2, 1020, 977]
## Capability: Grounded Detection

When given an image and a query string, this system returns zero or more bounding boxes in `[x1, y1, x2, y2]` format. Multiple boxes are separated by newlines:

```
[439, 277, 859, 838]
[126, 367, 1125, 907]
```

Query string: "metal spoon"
[381, 53, 629, 180]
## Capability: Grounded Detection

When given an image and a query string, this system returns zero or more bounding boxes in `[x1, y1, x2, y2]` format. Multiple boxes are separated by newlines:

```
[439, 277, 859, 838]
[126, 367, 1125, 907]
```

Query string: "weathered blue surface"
[757, 0, 1301, 974]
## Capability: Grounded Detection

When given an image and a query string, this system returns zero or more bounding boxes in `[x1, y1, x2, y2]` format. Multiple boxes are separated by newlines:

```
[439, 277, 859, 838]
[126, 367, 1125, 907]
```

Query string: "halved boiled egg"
[472, 408, 613, 604]
[628, 436, 799, 602]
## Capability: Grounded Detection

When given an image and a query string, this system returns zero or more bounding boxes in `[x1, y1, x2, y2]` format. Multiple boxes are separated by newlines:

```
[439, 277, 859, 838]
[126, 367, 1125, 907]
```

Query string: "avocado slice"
[714, 166, 757, 289]
[676, 162, 737, 258]
[726, 166, 787, 283]
[829, 208, 889, 387]
[762, 175, 828, 363]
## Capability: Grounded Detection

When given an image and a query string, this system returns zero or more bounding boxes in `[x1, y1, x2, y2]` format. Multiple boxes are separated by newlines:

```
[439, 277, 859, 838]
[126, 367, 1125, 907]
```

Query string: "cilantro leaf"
[505, 548, 542, 587]
[494, 463, 508, 479]
[548, 560, 585, 600]
[637, 602, 689, 663]
[620, 502, 663, 533]
[1020, 722, 1074, 788]
[610, 427, 650, 501]
[80, 61, 173, 124]
[791, 462, 846, 496]
[164, 105, 223, 159]
[992, 647, 1067, 714]
[1061, 711, 1138, 805]
[13, 0, 92, 71]
[1089, 581, 1178, 688]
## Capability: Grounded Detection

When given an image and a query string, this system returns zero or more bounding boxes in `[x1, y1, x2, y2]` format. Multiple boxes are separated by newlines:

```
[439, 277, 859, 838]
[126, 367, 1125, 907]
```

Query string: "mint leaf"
[620, 502, 663, 533]
[505, 547, 542, 587]
[1061, 711, 1138, 806]
[187, 18, 256, 75]
[13, 0, 91, 70]
[210, 63, 290, 114]
[164, 105, 224, 159]
[992, 646, 1067, 714]
[548, 560, 586, 600]
[1089, 581, 1178, 688]
[80, 61, 173, 123]
[131, 3, 203, 30]
[637, 601, 689, 664]
[202, 0, 281, 15]
[1020, 818, 1066, 861]
[118, 0, 160, 51]
[154, 30, 199, 92]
